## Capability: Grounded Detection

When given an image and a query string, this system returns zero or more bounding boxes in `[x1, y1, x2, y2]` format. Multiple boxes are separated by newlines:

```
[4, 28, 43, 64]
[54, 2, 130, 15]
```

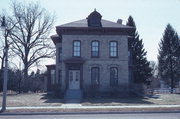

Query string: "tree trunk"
[23, 55, 29, 92]
[1, 56, 5, 70]
[0, 51, 5, 91]
[24, 64, 29, 92]
[24, 65, 28, 80]
[23, 46, 30, 92]
[18, 77, 22, 94]
[0, 69, 3, 91]
[170, 55, 174, 94]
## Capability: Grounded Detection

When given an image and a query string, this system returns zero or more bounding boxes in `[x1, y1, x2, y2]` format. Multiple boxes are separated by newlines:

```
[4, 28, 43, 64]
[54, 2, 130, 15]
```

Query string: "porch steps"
[65, 89, 82, 103]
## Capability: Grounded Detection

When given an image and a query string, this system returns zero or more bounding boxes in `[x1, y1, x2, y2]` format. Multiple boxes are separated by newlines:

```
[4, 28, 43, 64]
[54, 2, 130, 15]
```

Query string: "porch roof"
[64, 57, 85, 64]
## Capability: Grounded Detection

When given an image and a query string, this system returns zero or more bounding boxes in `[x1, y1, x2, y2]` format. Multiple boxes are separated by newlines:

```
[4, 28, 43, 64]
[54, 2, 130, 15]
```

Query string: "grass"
[82, 94, 180, 106]
[0, 92, 180, 107]
[0, 92, 63, 107]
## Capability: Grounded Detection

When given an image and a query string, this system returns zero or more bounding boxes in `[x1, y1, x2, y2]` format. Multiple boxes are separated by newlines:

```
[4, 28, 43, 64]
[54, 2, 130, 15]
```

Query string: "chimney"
[117, 19, 122, 24]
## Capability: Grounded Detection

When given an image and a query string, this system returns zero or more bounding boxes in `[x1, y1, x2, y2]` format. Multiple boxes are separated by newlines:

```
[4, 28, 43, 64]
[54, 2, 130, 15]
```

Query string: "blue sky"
[1, 0, 180, 62]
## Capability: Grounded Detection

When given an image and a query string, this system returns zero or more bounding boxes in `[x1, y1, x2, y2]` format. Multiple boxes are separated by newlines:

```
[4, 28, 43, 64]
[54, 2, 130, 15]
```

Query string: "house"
[45, 10, 134, 100]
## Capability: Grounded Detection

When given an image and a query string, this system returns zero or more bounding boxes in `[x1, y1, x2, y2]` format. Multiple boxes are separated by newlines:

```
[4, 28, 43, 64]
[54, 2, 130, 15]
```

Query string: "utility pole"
[1, 16, 8, 112]
[2, 34, 8, 111]
[1, 16, 20, 112]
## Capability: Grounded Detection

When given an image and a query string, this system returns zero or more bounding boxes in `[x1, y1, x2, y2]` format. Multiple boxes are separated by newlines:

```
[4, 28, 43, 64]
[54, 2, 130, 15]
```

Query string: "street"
[0, 113, 180, 119]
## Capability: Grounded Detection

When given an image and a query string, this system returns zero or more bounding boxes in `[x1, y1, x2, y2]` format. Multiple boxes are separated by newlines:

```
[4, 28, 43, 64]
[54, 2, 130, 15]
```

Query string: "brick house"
[45, 10, 134, 99]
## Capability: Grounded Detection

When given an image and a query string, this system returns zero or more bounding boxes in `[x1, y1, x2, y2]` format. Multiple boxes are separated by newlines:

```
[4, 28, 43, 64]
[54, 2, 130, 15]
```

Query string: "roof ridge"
[56, 18, 132, 28]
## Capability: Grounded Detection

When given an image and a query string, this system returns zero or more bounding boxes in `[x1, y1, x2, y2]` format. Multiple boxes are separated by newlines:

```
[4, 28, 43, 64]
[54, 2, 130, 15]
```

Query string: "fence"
[153, 88, 180, 94]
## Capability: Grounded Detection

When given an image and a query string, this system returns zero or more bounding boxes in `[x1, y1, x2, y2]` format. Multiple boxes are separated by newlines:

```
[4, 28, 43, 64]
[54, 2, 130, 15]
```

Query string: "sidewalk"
[0, 103, 179, 115]
[5, 104, 180, 109]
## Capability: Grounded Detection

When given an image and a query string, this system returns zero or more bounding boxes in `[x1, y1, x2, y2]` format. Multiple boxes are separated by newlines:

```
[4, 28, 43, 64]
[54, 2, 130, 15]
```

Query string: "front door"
[69, 70, 80, 89]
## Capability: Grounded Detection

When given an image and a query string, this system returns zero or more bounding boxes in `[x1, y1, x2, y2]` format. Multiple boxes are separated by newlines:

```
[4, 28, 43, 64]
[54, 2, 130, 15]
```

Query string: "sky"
[0, 0, 180, 64]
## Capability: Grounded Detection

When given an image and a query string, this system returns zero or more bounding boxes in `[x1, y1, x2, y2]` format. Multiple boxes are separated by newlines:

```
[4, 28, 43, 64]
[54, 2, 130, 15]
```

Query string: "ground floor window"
[91, 67, 100, 88]
[58, 70, 61, 84]
[51, 70, 56, 84]
[110, 67, 118, 86]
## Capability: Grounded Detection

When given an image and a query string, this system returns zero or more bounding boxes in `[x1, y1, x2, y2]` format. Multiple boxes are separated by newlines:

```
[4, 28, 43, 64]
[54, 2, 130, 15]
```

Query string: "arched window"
[91, 41, 99, 57]
[58, 47, 62, 62]
[58, 70, 61, 84]
[110, 41, 118, 57]
[91, 67, 100, 88]
[51, 70, 56, 84]
[110, 67, 118, 86]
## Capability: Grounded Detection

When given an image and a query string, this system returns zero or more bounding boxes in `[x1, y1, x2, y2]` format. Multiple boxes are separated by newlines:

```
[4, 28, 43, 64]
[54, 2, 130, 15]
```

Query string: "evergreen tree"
[127, 16, 152, 84]
[158, 24, 180, 93]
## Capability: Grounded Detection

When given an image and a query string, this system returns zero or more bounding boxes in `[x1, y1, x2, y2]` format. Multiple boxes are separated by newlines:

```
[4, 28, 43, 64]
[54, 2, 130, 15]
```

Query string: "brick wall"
[56, 34, 130, 95]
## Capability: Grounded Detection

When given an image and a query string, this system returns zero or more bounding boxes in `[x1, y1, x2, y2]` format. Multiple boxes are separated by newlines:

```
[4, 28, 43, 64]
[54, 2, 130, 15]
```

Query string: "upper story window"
[58, 47, 62, 62]
[73, 41, 81, 57]
[91, 41, 99, 57]
[110, 67, 118, 86]
[110, 41, 118, 57]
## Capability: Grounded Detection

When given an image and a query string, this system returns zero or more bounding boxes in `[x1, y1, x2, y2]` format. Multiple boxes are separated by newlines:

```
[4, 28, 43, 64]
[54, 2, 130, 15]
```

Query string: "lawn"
[82, 94, 180, 106]
[0, 92, 180, 107]
[0, 92, 63, 107]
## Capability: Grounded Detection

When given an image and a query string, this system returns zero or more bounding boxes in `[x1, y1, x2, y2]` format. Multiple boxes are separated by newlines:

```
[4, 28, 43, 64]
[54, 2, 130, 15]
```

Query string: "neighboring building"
[45, 10, 134, 100]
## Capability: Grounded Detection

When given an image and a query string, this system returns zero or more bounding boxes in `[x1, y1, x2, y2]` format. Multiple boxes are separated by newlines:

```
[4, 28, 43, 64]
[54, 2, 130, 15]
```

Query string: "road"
[0, 113, 180, 119]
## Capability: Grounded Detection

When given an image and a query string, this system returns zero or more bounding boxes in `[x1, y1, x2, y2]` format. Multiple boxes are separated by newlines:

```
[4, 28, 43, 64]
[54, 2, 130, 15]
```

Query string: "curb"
[1, 110, 180, 116]
[3, 104, 180, 109]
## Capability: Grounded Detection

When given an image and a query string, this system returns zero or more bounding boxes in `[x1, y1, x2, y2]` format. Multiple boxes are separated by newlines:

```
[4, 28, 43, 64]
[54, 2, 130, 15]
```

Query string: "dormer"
[87, 9, 102, 27]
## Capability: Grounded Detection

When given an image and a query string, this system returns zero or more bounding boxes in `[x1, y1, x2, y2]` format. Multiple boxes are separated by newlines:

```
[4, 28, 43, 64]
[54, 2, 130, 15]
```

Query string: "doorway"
[68, 70, 80, 90]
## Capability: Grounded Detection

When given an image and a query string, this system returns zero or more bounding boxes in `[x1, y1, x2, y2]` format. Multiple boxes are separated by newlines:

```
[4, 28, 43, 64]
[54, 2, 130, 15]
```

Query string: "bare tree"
[0, 14, 16, 91]
[8, 1, 55, 88]
[0, 34, 5, 91]
[0, 15, 6, 71]
[0, 32, 6, 91]
[0, 44, 5, 71]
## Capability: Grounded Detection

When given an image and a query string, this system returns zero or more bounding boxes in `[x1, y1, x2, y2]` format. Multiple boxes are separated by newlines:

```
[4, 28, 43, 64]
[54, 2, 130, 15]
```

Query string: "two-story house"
[45, 10, 134, 100]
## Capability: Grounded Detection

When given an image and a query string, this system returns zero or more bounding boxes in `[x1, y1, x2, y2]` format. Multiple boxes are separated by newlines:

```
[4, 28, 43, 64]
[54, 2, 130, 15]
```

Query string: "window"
[58, 47, 62, 62]
[91, 41, 99, 57]
[75, 71, 79, 81]
[91, 67, 100, 88]
[69, 71, 73, 82]
[110, 41, 118, 57]
[58, 70, 61, 84]
[73, 41, 81, 56]
[51, 70, 55, 84]
[110, 67, 118, 86]
[87, 10, 102, 27]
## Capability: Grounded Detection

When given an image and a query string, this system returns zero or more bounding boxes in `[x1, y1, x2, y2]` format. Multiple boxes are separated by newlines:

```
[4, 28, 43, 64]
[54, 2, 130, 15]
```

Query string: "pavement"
[1, 113, 180, 119]
[4, 104, 180, 109]
[0, 104, 180, 115]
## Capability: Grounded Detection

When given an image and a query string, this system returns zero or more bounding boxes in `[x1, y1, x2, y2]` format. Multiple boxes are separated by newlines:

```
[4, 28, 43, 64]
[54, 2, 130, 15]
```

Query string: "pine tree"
[158, 24, 180, 93]
[127, 16, 152, 84]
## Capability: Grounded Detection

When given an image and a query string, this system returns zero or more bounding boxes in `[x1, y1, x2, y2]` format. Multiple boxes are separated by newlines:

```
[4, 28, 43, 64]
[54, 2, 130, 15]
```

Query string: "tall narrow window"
[110, 67, 118, 86]
[58, 70, 61, 84]
[91, 41, 99, 57]
[58, 47, 62, 62]
[91, 67, 100, 88]
[110, 41, 118, 57]
[73, 41, 81, 56]
[51, 70, 55, 84]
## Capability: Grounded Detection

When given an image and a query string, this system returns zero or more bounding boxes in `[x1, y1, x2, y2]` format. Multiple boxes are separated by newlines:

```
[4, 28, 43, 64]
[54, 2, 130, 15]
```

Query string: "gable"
[87, 9, 102, 27]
